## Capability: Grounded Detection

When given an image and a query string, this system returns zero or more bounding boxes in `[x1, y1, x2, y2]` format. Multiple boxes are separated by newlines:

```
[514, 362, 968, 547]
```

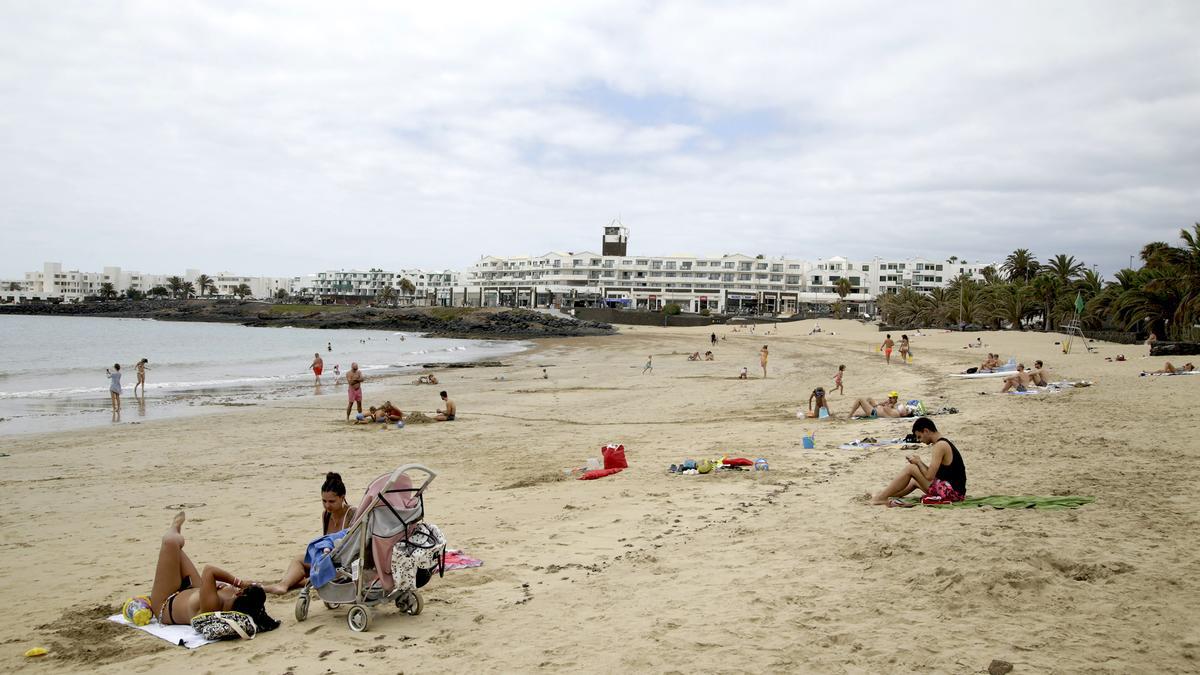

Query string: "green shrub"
[663, 303, 682, 316]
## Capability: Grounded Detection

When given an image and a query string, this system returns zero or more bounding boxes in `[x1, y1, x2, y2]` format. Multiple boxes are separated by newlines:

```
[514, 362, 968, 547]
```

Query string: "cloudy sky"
[2, 1, 1198, 279]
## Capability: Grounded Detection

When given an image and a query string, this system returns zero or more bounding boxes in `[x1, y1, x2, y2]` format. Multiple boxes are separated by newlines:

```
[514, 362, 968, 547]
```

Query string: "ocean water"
[0, 315, 527, 435]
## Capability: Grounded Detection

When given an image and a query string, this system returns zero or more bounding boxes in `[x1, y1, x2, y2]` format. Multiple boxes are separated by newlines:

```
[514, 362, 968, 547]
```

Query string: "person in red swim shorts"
[310, 353, 324, 384]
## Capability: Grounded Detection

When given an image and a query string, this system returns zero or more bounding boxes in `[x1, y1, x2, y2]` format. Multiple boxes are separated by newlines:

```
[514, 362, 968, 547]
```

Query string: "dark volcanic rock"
[1150, 341, 1200, 356]
[0, 301, 613, 340]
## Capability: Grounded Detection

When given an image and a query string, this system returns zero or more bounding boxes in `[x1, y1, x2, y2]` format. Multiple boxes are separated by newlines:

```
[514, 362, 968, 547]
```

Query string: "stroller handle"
[383, 463, 437, 494]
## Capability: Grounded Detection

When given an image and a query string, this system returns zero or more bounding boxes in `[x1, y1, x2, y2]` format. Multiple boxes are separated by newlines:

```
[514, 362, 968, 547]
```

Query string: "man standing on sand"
[435, 390, 456, 421]
[345, 363, 364, 421]
[133, 358, 150, 397]
[311, 353, 324, 385]
[880, 334, 895, 364]
[711, 332, 717, 346]
[759, 345, 769, 378]
[642, 355, 653, 375]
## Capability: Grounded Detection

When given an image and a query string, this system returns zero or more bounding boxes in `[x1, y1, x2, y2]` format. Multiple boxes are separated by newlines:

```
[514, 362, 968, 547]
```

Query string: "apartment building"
[18, 262, 292, 301]
[464, 229, 993, 314]
[309, 268, 463, 305]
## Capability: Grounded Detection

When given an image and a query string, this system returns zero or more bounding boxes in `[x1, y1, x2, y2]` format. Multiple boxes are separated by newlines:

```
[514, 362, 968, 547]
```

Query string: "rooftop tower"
[602, 221, 628, 256]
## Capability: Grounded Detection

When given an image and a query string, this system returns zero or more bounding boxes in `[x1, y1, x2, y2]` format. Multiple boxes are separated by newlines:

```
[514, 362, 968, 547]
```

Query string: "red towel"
[578, 468, 623, 480]
[722, 458, 753, 466]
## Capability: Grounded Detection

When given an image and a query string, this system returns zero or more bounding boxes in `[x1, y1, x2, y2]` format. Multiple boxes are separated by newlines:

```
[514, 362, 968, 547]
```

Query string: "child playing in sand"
[739, 366, 748, 380]
[833, 365, 845, 395]
[642, 356, 653, 375]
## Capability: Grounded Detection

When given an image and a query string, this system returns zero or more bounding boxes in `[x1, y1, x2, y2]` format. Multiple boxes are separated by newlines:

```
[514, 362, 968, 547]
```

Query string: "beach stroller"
[295, 464, 446, 632]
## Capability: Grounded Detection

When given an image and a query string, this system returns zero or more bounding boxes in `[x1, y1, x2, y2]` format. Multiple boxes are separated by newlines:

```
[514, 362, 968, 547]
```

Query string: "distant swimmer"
[310, 353, 324, 384]
[134, 358, 150, 397]
[106, 363, 123, 414]
[435, 390, 456, 421]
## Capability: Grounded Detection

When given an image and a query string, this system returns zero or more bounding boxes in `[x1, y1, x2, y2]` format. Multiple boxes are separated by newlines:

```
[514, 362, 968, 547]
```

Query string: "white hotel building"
[464, 226, 993, 314]
[307, 268, 462, 305]
[16, 262, 292, 302]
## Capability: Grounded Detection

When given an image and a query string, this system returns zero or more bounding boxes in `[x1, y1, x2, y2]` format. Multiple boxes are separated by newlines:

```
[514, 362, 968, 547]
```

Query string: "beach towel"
[444, 549, 484, 571]
[304, 529, 347, 589]
[723, 457, 754, 466]
[106, 614, 215, 649]
[579, 468, 623, 480]
[838, 438, 915, 450]
[898, 495, 1095, 510]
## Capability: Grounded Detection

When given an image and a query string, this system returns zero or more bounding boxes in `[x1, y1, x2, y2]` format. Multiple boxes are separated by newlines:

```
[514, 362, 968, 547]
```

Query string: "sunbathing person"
[704, 351, 714, 361]
[869, 417, 966, 506]
[688, 352, 701, 361]
[1142, 362, 1196, 375]
[148, 511, 278, 630]
[265, 473, 357, 595]
[1027, 360, 1048, 387]
[805, 387, 833, 418]
[847, 392, 910, 418]
[415, 374, 439, 385]
[1000, 364, 1034, 393]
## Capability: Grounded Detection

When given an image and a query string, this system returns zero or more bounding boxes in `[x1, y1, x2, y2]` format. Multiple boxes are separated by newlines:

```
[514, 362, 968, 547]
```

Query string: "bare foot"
[172, 510, 186, 533]
[261, 583, 287, 595]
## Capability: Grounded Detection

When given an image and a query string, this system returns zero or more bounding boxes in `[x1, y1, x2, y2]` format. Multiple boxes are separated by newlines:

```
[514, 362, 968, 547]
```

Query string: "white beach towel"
[106, 614, 215, 649]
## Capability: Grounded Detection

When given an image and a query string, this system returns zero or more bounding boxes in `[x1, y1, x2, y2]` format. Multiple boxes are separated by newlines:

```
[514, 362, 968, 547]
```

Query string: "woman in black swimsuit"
[869, 417, 967, 506]
[264, 472, 357, 595]
[148, 511, 275, 628]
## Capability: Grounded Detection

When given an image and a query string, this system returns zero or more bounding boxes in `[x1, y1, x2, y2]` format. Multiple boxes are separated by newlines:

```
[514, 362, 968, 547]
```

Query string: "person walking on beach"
[833, 364, 845, 395]
[332, 364, 342, 385]
[759, 345, 769, 378]
[106, 363, 123, 414]
[435, 390, 456, 421]
[642, 355, 653, 375]
[880, 334, 895, 364]
[899, 335, 911, 364]
[345, 363, 363, 420]
[133, 358, 149, 397]
[711, 332, 717, 346]
[310, 353, 324, 384]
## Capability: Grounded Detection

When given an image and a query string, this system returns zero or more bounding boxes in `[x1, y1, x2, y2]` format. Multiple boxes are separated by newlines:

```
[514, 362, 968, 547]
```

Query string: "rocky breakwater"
[0, 301, 614, 339]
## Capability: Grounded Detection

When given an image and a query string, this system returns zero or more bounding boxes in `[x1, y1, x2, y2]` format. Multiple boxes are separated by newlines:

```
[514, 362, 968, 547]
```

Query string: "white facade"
[19, 262, 293, 301]
[309, 268, 463, 305]
[465, 251, 993, 314]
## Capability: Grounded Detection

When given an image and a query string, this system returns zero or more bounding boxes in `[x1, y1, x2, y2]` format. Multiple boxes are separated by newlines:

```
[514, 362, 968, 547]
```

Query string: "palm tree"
[166, 276, 185, 298]
[195, 274, 216, 297]
[273, 288, 289, 301]
[1140, 241, 1183, 270]
[988, 283, 1033, 330]
[980, 265, 1002, 285]
[233, 283, 252, 298]
[398, 278, 416, 303]
[149, 286, 169, 297]
[1045, 254, 1085, 285]
[181, 281, 196, 298]
[376, 286, 397, 307]
[7, 281, 23, 291]
[1030, 274, 1061, 330]
[126, 287, 145, 301]
[1002, 249, 1039, 283]
[98, 282, 117, 299]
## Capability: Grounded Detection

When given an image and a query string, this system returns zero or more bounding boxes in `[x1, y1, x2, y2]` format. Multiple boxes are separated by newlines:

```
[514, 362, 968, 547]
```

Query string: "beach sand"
[2, 320, 1198, 673]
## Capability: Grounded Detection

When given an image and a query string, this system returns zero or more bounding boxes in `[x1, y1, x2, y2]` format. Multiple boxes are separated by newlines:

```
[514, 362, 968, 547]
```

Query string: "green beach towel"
[899, 495, 1095, 510]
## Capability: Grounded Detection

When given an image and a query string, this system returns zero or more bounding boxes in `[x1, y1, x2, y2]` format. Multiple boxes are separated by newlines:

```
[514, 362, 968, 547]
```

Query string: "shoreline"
[2, 320, 1195, 673]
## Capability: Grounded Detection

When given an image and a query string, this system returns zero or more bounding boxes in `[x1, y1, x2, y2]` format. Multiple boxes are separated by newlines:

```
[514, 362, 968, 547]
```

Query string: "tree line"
[876, 223, 1200, 341]
[93, 274, 286, 301]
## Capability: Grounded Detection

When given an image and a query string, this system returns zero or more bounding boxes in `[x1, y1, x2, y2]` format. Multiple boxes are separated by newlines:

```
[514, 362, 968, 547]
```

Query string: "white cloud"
[0, 0, 1197, 279]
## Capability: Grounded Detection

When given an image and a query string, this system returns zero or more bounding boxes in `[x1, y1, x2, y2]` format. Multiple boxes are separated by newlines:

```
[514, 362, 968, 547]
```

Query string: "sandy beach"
[2, 319, 1197, 673]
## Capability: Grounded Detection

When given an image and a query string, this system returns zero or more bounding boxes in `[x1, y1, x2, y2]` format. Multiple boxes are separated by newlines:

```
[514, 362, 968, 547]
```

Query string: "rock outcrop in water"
[0, 301, 614, 339]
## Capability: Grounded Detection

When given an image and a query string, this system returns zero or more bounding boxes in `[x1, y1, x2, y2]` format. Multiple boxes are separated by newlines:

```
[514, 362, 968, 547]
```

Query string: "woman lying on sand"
[264, 473, 357, 595]
[847, 392, 911, 418]
[869, 417, 967, 506]
[415, 374, 439, 385]
[149, 511, 278, 630]
[1141, 362, 1195, 376]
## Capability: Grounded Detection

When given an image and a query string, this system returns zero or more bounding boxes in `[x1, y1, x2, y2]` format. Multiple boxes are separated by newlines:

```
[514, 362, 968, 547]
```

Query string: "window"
[723, 262, 735, 269]
[861, 265, 869, 272]
[681, 262, 692, 270]
[665, 261, 676, 270]
[738, 274, 751, 281]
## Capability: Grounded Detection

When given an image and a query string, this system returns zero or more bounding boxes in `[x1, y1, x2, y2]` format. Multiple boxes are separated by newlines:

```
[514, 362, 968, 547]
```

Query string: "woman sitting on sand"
[704, 351, 714, 361]
[148, 511, 279, 630]
[805, 387, 833, 418]
[265, 473, 357, 595]
[688, 351, 701, 361]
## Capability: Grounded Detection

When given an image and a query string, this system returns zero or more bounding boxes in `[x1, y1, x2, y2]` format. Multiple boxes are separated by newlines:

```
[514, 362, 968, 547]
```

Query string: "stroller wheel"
[396, 590, 423, 616]
[347, 604, 371, 632]
[295, 590, 310, 622]
[323, 602, 340, 610]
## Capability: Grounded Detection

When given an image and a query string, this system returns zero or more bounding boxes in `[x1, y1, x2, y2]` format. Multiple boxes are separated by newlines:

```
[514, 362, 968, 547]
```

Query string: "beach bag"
[191, 611, 256, 641]
[601, 443, 628, 470]
[697, 459, 714, 474]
